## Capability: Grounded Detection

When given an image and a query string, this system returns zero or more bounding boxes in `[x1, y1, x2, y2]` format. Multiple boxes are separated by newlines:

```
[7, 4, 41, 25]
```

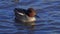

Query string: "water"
[0, 0, 60, 34]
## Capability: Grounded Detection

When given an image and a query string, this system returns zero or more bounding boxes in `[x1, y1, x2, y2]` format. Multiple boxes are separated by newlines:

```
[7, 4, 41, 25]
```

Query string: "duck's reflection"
[15, 18, 35, 34]
[13, 0, 19, 3]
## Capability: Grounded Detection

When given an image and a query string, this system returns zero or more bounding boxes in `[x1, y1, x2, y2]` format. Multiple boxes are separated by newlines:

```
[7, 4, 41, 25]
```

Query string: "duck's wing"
[14, 8, 26, 13]
[17, 11, 25, 15]
[14, 8, 27, 16]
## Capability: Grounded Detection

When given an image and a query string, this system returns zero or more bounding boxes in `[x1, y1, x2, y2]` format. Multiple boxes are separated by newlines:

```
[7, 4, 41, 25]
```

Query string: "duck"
[14, 8, 36, 24]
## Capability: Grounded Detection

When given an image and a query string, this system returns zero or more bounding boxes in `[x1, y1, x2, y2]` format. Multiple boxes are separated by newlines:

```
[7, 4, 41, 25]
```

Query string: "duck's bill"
[35, 15, 40, 18]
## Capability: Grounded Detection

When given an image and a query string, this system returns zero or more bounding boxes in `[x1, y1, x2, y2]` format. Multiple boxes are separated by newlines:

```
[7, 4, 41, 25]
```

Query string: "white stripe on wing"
[17, 12, 25, 15]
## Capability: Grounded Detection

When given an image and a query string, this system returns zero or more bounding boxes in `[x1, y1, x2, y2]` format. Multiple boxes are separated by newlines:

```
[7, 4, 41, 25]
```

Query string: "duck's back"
[14, 8, 28, 15]
[14, 8, 28, 22]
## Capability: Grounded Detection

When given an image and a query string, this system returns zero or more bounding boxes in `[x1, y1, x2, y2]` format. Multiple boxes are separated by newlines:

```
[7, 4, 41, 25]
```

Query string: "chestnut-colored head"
[27, 8, 36, 17]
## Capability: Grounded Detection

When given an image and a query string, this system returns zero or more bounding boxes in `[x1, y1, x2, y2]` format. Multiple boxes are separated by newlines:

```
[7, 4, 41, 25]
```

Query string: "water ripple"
[0, 0, 60, 34]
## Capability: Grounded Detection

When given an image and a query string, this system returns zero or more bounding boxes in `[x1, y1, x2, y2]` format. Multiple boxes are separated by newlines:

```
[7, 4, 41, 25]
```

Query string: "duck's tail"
[14, 8, 27, 13]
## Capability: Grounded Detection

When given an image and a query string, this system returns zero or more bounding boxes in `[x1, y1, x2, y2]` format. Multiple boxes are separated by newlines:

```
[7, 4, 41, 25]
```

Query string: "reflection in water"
[13, 0, 19, 4]
[15, 18, 35, 34]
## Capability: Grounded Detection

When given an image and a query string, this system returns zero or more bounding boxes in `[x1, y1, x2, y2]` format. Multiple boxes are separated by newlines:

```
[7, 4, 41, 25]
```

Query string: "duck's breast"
[27, 17, 36, 22]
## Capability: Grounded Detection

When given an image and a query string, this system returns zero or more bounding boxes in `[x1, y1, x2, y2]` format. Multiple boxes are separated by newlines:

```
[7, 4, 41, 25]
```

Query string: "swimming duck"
[14, 8, 36, 23]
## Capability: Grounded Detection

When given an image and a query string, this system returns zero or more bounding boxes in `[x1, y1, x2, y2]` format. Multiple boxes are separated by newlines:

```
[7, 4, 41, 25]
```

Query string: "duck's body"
[18, 15, 36, 22]
[14, 8, 36, 23]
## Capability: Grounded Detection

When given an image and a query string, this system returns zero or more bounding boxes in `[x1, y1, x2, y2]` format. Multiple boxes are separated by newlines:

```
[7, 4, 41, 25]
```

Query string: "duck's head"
[27, 8, 36, 17]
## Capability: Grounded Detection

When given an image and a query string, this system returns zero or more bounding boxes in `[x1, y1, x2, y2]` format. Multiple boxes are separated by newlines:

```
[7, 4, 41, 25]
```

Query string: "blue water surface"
[0, 0, 60, 34]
